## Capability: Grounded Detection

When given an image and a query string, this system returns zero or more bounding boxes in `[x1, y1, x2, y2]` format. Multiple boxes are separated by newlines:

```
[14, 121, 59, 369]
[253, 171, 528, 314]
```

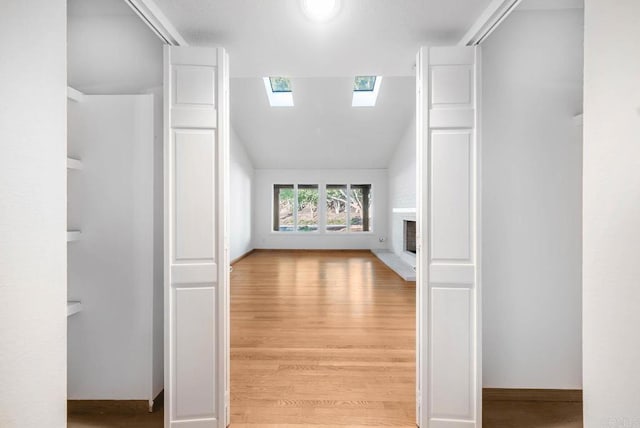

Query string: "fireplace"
[404, 220, 416, 254]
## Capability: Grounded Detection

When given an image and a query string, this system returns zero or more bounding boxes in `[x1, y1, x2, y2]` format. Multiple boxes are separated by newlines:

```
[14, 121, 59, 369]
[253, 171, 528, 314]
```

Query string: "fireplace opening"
[404, 220, 416, 254]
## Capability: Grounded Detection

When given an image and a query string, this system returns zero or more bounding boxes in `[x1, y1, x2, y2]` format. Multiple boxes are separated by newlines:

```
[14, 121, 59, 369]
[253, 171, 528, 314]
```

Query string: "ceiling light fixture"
[300, 0, 341, 23]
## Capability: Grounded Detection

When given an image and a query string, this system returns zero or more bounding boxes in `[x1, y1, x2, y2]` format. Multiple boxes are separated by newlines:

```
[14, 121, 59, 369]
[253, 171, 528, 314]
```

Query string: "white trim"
[458, 0, 523, 46]
[474, 47, 484, 428]
[415, 47, 428, 427]
[393, 208, 417, 214]
[217, 47, 231, 428]
[271, 183, 373, 234]
[124, 0, 187, 46]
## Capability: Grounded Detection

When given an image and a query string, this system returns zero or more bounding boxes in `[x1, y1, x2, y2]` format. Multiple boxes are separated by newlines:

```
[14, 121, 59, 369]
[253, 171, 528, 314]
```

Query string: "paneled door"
[416, 46, 481, 427]
[164, 46, 230, 428]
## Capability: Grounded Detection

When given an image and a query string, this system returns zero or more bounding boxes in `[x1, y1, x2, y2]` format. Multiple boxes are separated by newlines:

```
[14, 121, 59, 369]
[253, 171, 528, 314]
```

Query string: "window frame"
[296, 184, 320, 232]
[272, 183, 374, 234]
[273, 184, 295, 232]
[348, 184, 372, 233]
[325, 184, 349, 233]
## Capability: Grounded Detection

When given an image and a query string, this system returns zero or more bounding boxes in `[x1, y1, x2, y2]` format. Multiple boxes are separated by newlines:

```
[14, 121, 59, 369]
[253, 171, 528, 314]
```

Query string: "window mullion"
[346, 184, 351, 233]
[319, 183, 326, 233]
[293, 184, 298, 231]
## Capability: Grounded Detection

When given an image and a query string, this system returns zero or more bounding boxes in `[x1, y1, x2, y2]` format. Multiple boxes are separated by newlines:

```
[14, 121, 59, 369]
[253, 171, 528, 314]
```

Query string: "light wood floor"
[67, 249, 583, 427]
[230, 250, 417, 427]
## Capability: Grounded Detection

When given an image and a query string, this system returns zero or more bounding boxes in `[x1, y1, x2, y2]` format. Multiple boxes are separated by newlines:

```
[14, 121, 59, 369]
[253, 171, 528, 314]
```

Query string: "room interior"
[63, 0, 583, 425]
[4, 0, 639, 427]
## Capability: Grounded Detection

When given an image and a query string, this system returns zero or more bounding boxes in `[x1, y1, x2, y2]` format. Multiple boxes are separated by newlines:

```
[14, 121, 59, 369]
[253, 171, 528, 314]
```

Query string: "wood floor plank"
[230, 250, 416, 427]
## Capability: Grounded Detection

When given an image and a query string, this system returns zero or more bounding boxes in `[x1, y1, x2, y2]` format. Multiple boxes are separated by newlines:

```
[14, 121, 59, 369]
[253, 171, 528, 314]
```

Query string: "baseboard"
[231, 248, 256, 265]
[68, 390, 164, 414]
[483, 388, 583, 402]
[67, 399, 151, 414]
[252, 248, 372, 253]
[151, 389, 164, 412]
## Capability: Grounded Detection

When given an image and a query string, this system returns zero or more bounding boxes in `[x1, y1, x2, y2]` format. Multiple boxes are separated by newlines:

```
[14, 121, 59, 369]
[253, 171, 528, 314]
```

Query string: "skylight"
[352, 76, 383, 107]
[269, 77, 292, 93]
[263, 77, 294, 107]
[354, 76, 376, 92]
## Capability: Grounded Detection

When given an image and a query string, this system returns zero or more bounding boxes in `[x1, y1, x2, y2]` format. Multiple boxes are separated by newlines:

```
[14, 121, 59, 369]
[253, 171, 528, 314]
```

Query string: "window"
[263, 77, 294, 107]
[274, 184, 372, 233]
[352, 75, 383, 107]
[325, 184, 372, 232]
[297, 185, 319, 232]
[273, 185, 294, 231]
[269, 77, 292, 93]
[354, 76, 376, 92]
[326, 184, 348, 232]
[273, 184, 318, 232]
[349, 184, 372, 232]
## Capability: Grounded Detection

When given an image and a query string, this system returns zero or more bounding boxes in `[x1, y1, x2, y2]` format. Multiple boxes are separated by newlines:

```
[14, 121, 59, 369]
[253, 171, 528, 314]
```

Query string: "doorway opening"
[228, 73, 418, 425]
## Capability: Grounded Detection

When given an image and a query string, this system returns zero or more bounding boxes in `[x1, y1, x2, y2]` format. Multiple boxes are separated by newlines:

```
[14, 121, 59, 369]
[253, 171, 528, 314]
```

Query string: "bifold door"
[164, 46, 230, 428]
[416, 46, 481, 428]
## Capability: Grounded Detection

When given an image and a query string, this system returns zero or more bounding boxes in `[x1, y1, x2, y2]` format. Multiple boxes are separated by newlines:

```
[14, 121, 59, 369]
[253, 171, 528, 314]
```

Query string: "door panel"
[417, 46, 481, 428]
[164, 46, 229, 428]
[174, 287, 216, 419]
[173, 130, 216, 261]
[430, 131, 472, 261]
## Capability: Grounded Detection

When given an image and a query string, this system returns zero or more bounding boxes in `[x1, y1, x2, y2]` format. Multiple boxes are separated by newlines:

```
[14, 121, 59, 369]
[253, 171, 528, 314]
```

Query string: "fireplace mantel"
[392, 207, 416, 214]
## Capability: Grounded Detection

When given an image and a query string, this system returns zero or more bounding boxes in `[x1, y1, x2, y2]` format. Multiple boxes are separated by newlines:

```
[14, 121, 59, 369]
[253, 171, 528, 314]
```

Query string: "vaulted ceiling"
[149, 0, 499, 168]
[231, 76, 415, 169]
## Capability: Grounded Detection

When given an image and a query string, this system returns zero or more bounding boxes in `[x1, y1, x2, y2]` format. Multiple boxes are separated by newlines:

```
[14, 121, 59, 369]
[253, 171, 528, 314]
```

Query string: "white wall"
[482, 9, 583, 389]
[67, 0, 162, 94]
[0, 1, 67, 426]
[150, 86, 164, 400]
[388, 115, 417, 267]
[230, 128, 255, 260]
[67, 95, 157, 399]
[254, 169, 388, 249]
[583, 0, 640, 424]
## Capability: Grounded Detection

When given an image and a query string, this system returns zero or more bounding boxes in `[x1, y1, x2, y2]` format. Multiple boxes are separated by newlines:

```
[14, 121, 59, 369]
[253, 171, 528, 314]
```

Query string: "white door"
[416, 46, 481, 427]
[164, 46, 230, 428]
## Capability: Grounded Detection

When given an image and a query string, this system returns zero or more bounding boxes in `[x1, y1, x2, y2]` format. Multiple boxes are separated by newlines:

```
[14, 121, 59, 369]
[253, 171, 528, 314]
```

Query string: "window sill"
[270, 231, 375, 236]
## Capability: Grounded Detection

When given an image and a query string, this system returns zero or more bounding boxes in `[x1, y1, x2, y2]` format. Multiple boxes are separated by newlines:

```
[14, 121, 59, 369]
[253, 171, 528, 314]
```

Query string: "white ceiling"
[150, 0, 498, 169]
[231, 76, 415, 169]
[153, 0, 494, 78]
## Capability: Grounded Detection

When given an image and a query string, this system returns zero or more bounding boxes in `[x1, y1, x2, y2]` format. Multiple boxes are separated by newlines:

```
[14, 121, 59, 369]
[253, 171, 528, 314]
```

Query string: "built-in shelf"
[67, 157, 83, 170]
[67, 230, 82, 242]
[392, 208, 417, 214]
[67, 86, 85, 103]
[573, 113, 583, 127]
[67, 301, 82, 317]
